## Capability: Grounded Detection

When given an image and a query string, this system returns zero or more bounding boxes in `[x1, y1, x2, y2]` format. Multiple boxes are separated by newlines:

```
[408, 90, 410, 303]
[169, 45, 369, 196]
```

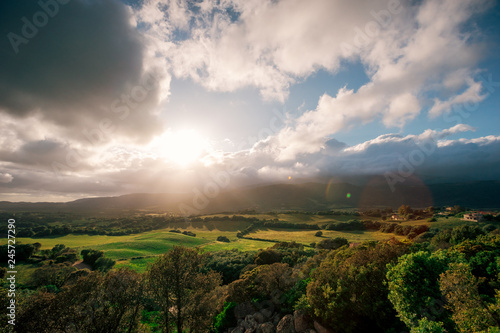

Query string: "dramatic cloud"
[258, 0, 492, 160]
[0, 0, 170, 144]
[0, 0, 498, 201]
[137, 0, 412, 101]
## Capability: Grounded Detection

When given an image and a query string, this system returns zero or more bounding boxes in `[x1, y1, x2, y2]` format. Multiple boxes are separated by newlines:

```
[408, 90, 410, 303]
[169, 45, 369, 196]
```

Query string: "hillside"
[1, 180, 499, 215]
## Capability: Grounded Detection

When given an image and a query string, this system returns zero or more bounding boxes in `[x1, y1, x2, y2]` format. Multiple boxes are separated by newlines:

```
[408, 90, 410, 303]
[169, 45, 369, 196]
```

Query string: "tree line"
[2, 224, 500, 332]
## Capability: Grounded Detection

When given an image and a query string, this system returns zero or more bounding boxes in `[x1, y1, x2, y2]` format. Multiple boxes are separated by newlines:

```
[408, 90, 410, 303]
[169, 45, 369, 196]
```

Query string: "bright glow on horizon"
[152, 129, 210, 166]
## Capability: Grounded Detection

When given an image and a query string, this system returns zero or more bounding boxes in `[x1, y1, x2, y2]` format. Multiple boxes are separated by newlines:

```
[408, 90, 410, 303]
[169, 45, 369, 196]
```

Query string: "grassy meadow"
[248, 227, 406, 244]
[3, 212, 479, 277]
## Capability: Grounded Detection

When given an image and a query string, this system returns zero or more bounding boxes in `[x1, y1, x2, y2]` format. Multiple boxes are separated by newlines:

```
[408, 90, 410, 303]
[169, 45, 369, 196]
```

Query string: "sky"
[0, 0, 499, 202]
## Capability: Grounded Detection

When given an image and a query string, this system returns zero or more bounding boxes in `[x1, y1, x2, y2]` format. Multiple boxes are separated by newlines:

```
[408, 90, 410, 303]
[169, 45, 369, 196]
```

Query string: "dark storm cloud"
[0, 139, 91, 170]
[0, 0, 164, 143]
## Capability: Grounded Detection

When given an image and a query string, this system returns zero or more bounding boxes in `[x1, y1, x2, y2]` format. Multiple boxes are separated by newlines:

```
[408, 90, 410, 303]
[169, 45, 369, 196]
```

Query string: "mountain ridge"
[1, 180, 499, 215]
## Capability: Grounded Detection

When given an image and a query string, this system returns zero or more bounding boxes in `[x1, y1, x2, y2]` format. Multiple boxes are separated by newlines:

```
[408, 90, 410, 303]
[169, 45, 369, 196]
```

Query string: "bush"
[205, 250, 255, 284]
[54, 248, 78, 263]
[316, 237, 348, 250]
[412, 231, 435, 243]
[483, 224, 497, 233]
[254, 249, 283, 265]
[0, 244, 35, 261]
[271, 241, 303, 249]
[94, 257, 115, 272]
[81, 249, 104, 266]
[182, 231, 196, 237]
[325, 220, 364, 231]
[30, 263, 77, 288]
[217, 236, 230, 243]
[380, 223, 396, 233]
[315, 231, 323, 237]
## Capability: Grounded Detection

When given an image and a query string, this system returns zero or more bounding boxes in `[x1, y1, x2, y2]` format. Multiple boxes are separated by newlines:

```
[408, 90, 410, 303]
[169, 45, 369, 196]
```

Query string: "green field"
[248, 228, 405, 244]
[199, 213, 364, 226]
[399, 216, 477, 229]
[5, 212, 475, 276]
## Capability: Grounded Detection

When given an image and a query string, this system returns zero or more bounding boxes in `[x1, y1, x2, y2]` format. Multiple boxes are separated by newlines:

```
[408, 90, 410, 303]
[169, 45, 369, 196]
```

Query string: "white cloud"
[438, 135, 500, 148]
[344, 124, 476, 155]
[0, 0, 497, 201]
[384, 93, 420, 127]
[136, 0, 413, 101]
[0, 124, 498, 199]
[131, 0, 492, 162]
[428, 79, 486, 118]
[231, 0, 491, 160]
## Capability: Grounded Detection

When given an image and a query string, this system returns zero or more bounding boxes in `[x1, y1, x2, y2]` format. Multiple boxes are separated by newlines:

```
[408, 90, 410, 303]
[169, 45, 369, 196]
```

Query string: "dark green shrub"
[94, 257, 115, 272]
[81, 249, 104, 266]
[316, 237, 348, 250]
[217, 236, 230, 242]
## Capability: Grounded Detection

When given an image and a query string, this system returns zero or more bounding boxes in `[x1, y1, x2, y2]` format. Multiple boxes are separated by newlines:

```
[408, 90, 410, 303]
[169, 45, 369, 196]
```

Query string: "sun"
[153, 129, 210, 166]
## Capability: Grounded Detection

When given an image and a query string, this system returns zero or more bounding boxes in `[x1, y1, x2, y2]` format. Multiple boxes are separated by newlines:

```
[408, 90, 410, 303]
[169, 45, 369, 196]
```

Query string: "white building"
[462, 212, 483, 222]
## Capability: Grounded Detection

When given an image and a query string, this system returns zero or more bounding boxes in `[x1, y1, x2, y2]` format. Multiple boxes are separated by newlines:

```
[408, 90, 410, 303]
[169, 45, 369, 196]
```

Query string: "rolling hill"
[1, 180, 499, 215]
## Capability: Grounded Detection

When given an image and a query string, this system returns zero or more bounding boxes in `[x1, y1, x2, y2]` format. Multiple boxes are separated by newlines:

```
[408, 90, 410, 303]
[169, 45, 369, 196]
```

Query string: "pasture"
[4, 212, 478, 276]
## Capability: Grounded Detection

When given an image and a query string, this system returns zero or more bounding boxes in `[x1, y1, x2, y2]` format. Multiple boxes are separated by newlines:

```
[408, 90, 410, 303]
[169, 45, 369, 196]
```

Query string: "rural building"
[462, 212, 484, 222]
[391, 214, 405, 221]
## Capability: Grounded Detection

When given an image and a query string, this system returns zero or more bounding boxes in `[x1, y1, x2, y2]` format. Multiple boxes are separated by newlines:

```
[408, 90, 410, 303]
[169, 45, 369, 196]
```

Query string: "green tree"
[306, 241, 409, 332]
[386, 251, 452, 331]
[439, 262, 499, 332]
[18, 269, 143, 333]
[398, 204, 413, 216]
[146, 246, 222, 333]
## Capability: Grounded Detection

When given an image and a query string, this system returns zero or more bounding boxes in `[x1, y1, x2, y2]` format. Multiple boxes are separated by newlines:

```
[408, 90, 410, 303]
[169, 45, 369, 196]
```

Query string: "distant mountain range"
[1, 180, 499, 215]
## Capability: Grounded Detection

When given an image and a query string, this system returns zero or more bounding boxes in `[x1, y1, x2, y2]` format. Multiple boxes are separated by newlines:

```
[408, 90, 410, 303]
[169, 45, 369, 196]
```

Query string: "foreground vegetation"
[2, 206, 500, 332]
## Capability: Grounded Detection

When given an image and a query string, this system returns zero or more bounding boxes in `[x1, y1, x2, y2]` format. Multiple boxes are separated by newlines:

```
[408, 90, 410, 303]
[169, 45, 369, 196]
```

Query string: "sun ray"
[151, 129, 210, 166]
